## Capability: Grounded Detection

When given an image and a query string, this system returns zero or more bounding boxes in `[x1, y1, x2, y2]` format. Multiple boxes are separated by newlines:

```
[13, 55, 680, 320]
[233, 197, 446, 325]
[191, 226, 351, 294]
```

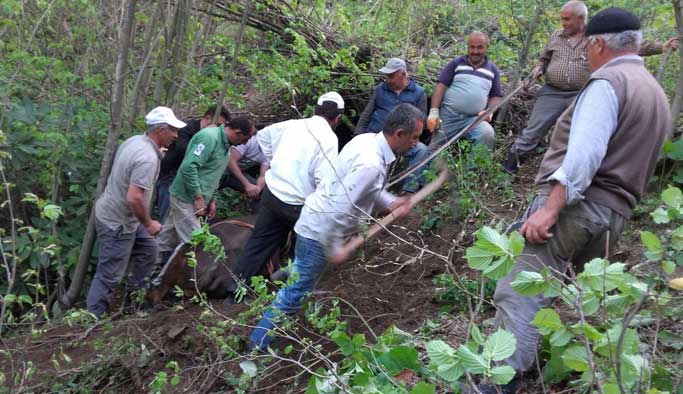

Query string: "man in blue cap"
[461, 7, 671, 393]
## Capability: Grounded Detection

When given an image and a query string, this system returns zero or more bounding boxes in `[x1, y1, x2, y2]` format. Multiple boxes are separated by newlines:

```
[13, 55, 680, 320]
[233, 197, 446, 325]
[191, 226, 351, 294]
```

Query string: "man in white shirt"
[249, 103, 422, 351]
[224, 92, 345, 298]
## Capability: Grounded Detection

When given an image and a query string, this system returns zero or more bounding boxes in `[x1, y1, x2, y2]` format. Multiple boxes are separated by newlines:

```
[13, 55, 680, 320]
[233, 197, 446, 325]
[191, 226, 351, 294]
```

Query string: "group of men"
[85, 2, 674, 392]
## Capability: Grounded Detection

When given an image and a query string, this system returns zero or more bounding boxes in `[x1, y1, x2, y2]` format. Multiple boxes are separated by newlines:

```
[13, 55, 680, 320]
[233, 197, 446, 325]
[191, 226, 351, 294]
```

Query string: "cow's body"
[147, 216, 285, 304]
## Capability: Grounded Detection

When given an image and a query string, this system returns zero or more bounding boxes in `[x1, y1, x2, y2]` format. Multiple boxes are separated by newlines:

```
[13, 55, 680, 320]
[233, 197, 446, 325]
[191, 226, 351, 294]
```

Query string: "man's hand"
[388, 196, 412, 219]
[207, 199, 217, 220]
[477, 109, 493, 123]
[520, 207, 558, 243]
[145, 220, 162, 236]
[664, 37, 680, 51]
[328, 249, 351, 265]
[245, 183, 261, 199]
[427, 108, 440, 134]
[193, 195, 206, 216]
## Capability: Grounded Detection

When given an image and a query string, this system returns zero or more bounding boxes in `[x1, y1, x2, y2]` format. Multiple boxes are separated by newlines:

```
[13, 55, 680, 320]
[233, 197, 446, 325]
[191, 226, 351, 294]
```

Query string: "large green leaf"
[650, 207, 671, 224]
[476, 226, 510, 254]
[425, 340, 457, 366]
[549, 327, 572, 347]
[508, 231, 525, 256]
[577, 259, 625, 292]
[661, 186, 683, 209]
[532, 308, 563, 335]
[561, 345, 590, 372]
[640, 231, 663, 261]
[377, 346, 419, 374]
[484, 329, 516, 362]
[489, 365, 516, 385]
[510, 271, 548, 296]
[436, 361, 464, 382]
[482, 256, 515, 280]
[466, 246, 495, 270]
[410, 382, 435, 394]
[457, 345, 488, 374]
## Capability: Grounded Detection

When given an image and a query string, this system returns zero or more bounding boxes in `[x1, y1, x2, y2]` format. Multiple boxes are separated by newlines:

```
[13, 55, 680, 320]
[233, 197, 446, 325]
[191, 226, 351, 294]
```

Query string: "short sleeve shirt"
[95, 134, 162, 233]
[438, 55, 503, 115]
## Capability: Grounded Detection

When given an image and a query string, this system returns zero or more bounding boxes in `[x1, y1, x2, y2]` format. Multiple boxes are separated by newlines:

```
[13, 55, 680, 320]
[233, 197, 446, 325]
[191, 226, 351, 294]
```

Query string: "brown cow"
[147, 216, 288, 304]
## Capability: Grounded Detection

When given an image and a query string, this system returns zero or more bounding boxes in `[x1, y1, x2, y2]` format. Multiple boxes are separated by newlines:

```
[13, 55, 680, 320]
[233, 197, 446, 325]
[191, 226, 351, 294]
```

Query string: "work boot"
[502, 151, 519, 174]
[458, 376, 519, 394]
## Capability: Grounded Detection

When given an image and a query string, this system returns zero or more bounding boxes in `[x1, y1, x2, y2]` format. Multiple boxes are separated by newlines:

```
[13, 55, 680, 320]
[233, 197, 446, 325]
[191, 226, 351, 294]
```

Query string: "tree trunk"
[60, 0, 138, 309]
[213, 1, 251, 124]
[166, 0, 192, 107]
[496, 0, 544, 124]
[670, 0, 683, 140]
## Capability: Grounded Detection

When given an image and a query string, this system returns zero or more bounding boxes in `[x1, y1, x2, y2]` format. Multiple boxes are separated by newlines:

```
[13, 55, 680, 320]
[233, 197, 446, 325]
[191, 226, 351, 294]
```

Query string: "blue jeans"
[155, 178, 172, 222]
[401, 142, 429, 193]
[249, 234, 328, 350]
[433, 108, 495, 150]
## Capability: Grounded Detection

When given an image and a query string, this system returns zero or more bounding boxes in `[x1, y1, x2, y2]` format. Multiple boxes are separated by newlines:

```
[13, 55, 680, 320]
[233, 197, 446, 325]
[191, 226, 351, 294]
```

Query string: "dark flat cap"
[586, 7, 641, 36]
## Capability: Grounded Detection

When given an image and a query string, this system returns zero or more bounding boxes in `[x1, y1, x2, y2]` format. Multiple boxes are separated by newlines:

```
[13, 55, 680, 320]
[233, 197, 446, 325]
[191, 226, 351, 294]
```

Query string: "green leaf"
[508, 231, 525, 256]
[42, 204, 62, 220]
[484, 329, 517, 362]
[651, 208, 671, 224]
[425, 340, 457, 366]
[436, 360, 464, 382]
[511, 271, 548, 296]
[577, 259, 625, 292]
[409, 382, 435, 394]
[661, 186, 683, 209]
[561, 345, 590, 372]
[465, 246, 494, 270]
[549, 327, 572, 347]
[490, 365, 516, 385]
[482, 256, 515, 280]
[457, 345, 488, 374]
[476, 226, 509, 254]
[672, 226, 683, 250]
[377, 346, 419, 374]
[640, 231, 663, 262]
[239, 360, 258, 378]
[4, 294, 16, 305]
[663, 260, 676, 275]
[532, 309, 563, 335]
[471, 325, 484, 345]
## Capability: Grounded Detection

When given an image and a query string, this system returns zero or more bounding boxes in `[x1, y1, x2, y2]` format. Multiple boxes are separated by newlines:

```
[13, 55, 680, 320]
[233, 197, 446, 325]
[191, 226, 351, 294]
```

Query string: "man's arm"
[227, 148, 252, 189]
[640, 38, 679, 57]
[355, 89, 377, 133]
[523, 79, 618, 243]
[127, 184, 161, 235]
[430, 82, 448, 110]
[256, 164, 268, 191]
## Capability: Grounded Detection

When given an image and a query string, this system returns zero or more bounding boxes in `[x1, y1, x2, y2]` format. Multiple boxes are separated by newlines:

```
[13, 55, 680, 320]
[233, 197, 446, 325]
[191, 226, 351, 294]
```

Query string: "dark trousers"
[228, 186, 302, 291]
[155, 178, 172, 222]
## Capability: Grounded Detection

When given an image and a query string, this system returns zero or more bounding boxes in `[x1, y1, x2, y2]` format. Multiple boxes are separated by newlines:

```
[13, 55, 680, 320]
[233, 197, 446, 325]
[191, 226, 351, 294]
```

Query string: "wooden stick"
[337, 168, 450, 256]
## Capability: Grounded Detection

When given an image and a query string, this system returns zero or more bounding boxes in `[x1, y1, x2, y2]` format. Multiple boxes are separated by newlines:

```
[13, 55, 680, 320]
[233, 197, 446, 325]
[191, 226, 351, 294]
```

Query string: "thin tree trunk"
[129, 1, 164, 126]
[670, 0, 683, 140]
[60, 0, 138, 309]
[496, 0, 544, 124]
[656, 48, 673, 84]
[153, 1, 175, 104]
[213, 1, 251, 124]
[166, 0, 191, 106]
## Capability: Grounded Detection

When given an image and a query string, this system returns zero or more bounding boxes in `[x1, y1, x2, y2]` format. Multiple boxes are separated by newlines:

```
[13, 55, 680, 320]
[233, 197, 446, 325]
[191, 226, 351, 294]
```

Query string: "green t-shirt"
[170, 125, 231, 204]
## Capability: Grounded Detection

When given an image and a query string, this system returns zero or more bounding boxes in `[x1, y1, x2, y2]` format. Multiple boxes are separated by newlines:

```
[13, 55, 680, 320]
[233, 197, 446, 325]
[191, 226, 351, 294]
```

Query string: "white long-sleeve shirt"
[295, 132, 397, 255]
[257, 115, 338, 205]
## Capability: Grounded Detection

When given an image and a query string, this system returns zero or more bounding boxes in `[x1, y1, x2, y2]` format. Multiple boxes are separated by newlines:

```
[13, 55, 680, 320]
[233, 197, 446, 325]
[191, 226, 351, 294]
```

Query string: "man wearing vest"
[156, 117, 255, 262]
[356, 58, 428, 193]
[461, 8, 671, 394]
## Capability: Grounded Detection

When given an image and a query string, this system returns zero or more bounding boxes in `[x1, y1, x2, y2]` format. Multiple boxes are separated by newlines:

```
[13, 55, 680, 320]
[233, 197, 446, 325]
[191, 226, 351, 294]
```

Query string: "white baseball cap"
[145, 106, 187, 129]
[317, 91, 344, 110]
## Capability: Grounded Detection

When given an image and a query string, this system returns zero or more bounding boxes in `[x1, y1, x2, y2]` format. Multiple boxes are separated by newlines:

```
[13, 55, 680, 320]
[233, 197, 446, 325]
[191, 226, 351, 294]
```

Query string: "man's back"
[258, 116, 338, 205]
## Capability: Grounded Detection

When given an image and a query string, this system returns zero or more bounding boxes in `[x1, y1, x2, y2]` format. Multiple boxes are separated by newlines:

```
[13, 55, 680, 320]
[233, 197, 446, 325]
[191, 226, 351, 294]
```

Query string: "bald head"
[467, 31, 489, 67]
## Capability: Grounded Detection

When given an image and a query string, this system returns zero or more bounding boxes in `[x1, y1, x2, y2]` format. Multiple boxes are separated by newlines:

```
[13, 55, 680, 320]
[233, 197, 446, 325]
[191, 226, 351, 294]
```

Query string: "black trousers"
[228, 186, 302, 291]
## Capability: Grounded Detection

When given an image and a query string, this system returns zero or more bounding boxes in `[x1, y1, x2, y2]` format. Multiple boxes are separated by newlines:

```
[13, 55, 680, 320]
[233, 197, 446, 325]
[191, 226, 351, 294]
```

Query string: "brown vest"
[535, 57, 671, 218]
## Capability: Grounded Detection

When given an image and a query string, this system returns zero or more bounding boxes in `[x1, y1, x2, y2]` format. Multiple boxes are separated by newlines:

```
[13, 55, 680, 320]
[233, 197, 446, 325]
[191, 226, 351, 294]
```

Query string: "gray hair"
[469, 30, 489, 45]
[383, 103, 424, 136]
[591, 30, 642, 52]
[562, 1, 588, 19]
[147, 123, 170, 133]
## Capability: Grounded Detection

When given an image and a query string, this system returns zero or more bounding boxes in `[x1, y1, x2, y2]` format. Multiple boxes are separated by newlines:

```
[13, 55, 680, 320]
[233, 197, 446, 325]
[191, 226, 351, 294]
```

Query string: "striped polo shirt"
[437, 55, 503, 116]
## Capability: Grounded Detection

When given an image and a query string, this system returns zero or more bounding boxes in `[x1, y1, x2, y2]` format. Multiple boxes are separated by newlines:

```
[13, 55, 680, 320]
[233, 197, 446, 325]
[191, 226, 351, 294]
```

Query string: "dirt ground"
[0, 142, 664, 393]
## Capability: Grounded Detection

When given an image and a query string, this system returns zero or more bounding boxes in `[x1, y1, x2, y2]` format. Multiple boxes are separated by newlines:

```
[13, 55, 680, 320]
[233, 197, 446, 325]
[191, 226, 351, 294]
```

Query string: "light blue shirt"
[548, 55, 640, 205]
[294, 132, 397, 255]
